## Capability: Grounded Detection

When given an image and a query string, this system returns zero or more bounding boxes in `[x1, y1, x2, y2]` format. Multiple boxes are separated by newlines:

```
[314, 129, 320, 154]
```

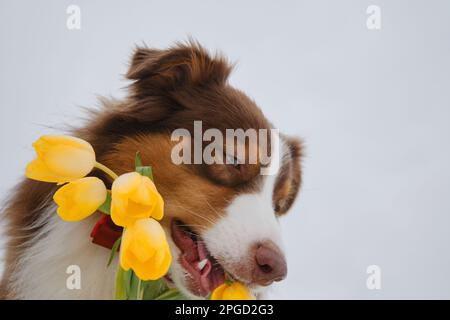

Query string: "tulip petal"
[112, 172, 141, 194]
[111, 198, 149, 228]
[224, 283, 255, 300]
[26, 158, 67, 183]
[120, 228, 132, 271]
[151, 193, 164, 220]
[130, 237, 156, 262]
[110, 195, 129, 226]
[211, 282, 255, 300]
[154, 244, 172, 274]
[37, 135, 94, 153]
[211, 284, 227, 300]
[134, 218, 167, 247]
[129, 176, 157, 206]
[127, 200, 153, 218]
[131, 249, 170, 281]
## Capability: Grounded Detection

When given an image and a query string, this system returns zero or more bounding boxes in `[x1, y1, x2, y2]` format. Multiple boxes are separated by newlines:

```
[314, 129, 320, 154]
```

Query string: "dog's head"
[84, 42, 302, 299]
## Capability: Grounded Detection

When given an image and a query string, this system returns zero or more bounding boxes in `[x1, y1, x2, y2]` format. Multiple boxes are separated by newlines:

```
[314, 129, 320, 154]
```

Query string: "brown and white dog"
[0, 42, 302, 299]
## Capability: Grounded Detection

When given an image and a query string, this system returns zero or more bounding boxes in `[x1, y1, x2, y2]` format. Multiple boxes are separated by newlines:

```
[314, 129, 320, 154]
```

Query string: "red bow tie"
[90, 215, 123, 250]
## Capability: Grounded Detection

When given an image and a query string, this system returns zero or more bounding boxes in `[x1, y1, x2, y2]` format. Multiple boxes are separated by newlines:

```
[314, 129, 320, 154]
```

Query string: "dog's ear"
[274, 137, 303, 215]
[83, 43, 233, 140]
[127, 42, 232, 94]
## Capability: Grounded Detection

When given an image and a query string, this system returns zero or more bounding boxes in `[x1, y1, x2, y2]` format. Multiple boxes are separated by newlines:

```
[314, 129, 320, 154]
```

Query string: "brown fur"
[0, 41, 302, 298]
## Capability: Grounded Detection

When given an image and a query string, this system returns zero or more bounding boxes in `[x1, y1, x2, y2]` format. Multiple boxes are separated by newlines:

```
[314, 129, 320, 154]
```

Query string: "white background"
[1, 0, 450, 299]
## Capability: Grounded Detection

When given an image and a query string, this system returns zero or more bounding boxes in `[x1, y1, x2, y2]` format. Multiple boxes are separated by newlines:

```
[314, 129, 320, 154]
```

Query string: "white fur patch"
[10, 205, 117, 299]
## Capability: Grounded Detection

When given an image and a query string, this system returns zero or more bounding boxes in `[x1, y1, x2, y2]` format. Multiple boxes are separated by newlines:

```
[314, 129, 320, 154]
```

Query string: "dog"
[0, 41, 302, 299]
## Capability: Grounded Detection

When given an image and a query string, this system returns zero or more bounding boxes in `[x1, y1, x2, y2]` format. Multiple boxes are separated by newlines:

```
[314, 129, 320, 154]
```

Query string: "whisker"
[170, 204, 216, 227]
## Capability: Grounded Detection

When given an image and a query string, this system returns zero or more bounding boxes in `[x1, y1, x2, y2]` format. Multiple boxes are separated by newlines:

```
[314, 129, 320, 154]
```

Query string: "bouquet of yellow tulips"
[25, 135, 254, 300]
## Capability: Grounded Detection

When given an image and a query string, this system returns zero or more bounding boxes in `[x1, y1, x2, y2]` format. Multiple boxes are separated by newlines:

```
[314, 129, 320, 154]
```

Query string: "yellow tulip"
[211, 282, 255, 300]
[53, 177, 107, 221]
[120, 218, 171, 281]
[26, 135, 96, 183]
[111, 172, 164, 227]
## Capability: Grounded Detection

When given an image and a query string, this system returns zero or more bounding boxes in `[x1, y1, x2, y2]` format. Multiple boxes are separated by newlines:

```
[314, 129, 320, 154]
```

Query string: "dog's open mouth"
[171, 219, 225, 296]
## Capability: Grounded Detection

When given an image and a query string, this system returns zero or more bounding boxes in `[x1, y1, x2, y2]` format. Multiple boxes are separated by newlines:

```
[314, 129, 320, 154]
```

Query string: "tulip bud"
[211, 282, 255, 300]
[120, 218, 171, 281]
[111, 172, 164, 227]
[26, 135, 96, 183]
[53, 177, 107, 221]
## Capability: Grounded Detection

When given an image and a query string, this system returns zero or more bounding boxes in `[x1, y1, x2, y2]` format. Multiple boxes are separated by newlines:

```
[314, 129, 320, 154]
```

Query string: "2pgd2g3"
[218, 304, 274, 315]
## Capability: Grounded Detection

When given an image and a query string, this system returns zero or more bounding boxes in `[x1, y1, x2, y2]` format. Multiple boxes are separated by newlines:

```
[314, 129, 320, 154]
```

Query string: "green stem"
[95, 162, 119, 180]
[114, 265, 126, 300]
[224, 271, 234, 285]
[137, 278, 144, 300]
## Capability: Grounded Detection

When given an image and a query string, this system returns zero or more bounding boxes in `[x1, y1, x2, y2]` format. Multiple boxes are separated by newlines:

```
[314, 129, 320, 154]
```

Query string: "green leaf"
[107, 237, 121, 267]
[136, 166, 153, 181]
[135, 150, 154, 180]
[142, 279, 169, 300]
[135, 151, 143, 168]
[115, 268, 185, 300]
[97, 190, 112, 215]
[154, 288, 187, 300]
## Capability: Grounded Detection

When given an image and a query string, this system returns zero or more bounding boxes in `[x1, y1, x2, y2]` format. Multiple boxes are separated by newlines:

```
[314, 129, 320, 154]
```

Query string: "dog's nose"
[252, 242, 287, 285]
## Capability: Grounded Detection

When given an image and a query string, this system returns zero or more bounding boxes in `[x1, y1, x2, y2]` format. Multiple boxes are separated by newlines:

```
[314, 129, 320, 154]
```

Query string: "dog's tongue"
[171, 220, 224, 296]
[171, 221, 198, 261]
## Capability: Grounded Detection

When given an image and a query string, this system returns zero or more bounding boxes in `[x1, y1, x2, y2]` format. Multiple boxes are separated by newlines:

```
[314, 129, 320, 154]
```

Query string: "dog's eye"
[225, 154, 242, 171]
[204, 153, 258, 186]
